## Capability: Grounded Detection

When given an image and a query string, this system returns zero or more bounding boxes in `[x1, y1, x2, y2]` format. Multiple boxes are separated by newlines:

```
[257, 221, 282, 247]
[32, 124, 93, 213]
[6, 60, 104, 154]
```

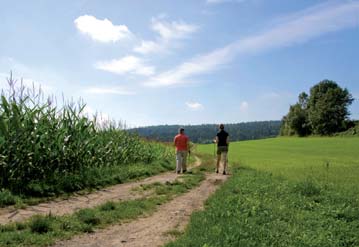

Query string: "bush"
[0, 189, 17, 207]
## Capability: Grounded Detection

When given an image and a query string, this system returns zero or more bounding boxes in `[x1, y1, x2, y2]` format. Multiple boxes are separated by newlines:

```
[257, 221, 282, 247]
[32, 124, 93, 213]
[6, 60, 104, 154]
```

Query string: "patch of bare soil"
[52, 173, 228, 247]
[0, 159, 201, 225]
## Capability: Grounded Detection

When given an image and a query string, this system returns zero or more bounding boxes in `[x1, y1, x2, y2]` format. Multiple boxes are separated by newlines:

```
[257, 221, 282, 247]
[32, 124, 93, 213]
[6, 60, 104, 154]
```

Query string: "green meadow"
[167, 137, 359, 247]
[198, 137, 359, 191]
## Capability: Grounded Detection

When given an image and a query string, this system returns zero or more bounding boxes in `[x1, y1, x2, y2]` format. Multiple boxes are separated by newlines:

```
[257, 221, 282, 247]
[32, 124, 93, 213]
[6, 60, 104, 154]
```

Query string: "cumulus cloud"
[145, 1, 359, 87]
[74, 15, 132, 43]
[133, 18, 198, 54]
[186, 101, 204, 110]
[95, 56, 155, 76]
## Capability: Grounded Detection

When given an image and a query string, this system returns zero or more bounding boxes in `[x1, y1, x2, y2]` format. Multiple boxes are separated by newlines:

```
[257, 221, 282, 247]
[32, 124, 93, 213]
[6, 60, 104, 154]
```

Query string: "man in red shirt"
[173, 127, 190, 174]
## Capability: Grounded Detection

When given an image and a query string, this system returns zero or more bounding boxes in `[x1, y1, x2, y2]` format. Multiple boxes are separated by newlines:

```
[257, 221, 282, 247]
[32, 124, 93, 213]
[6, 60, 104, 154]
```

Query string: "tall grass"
[0, 74, 172, 196]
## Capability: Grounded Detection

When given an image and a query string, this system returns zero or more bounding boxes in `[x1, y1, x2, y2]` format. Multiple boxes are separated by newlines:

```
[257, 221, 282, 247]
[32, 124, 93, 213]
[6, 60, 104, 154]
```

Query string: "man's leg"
[216, 153, 221, 173]
[222, 151, 228, 175]
[176, 152, 182, 173]
[182, 151, 188, 172]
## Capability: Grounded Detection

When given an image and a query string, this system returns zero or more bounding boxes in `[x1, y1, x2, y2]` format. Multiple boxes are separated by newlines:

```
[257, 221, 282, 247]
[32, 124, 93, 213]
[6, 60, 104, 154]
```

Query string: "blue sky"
[0, 0, 358, 127]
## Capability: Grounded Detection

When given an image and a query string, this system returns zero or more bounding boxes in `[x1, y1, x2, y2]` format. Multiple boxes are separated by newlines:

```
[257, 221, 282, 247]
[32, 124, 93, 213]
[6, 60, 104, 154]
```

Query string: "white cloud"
[133, 40, 162, 54]
[151, 18, 198, 41]
[234, 1, 359, 54]
[74, 15, 132, 43]
[82, 105, 96, 117]
[82, 105, 113, 128]
[84, 86, 135, 95]
[144, 44, 235, 87]
[186, 101, 204, 110]
[145, 1, 359, 87]
[240, 101, 249, 112]
[133, 18, 198, 54]
[95, 56, 155, 76]
[206, 0, 246, 4]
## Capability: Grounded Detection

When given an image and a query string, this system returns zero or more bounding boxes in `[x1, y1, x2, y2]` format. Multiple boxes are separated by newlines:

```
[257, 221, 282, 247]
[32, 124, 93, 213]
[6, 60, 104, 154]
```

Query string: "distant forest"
[128, 121, 281, 143]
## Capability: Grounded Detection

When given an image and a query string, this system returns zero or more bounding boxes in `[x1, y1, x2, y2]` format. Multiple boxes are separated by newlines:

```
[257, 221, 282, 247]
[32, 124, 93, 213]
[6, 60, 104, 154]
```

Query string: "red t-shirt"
[174, 134, 189, 151]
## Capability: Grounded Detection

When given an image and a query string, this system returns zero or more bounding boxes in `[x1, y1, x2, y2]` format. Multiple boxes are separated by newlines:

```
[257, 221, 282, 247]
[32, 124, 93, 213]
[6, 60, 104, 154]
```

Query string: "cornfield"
[0, 74, 172, 195]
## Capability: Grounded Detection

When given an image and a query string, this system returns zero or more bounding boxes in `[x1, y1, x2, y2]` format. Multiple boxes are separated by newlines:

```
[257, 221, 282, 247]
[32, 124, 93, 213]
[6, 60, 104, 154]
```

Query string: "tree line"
[280, 80, 355, 136]
[128, 121, 281, 143]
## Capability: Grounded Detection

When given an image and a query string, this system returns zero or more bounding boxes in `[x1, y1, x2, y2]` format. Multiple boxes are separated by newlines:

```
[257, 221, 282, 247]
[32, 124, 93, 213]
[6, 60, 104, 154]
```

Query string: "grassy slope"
[167, 137, 359, 247]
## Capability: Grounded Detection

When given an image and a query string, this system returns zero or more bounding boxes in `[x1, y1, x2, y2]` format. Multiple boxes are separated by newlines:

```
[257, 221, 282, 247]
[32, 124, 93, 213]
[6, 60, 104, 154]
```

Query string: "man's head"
[179, 127, 185, 134]
[219, 124, 224, 130]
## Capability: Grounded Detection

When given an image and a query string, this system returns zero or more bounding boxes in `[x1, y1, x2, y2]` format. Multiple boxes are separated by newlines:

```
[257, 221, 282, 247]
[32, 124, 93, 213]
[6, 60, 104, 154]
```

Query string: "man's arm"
[187, 137, 190, 153]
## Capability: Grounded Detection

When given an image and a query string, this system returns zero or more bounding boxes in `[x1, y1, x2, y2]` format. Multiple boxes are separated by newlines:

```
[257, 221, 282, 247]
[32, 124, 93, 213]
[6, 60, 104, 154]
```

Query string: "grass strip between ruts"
[0, 167, 205, 247]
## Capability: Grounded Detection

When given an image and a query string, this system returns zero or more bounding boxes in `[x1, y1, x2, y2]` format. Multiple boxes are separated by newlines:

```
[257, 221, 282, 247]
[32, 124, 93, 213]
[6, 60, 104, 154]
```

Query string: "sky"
[0, 0, 358, 127]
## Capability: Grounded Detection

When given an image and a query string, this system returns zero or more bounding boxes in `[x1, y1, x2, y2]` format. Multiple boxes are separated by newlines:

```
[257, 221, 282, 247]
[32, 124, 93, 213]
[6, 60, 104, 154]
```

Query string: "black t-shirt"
[216, 130, 229, 146]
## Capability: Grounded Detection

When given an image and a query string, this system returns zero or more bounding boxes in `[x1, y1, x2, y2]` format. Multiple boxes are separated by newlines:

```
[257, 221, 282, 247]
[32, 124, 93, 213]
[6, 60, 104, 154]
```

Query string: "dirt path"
[53, 173, 228, 247]
[0, 159, 201, 225]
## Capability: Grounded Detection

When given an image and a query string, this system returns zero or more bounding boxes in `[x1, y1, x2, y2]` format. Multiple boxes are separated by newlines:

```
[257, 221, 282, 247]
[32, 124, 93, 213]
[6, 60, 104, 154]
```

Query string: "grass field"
[198, 137, 359, 191]
[167, 137, 359, 246]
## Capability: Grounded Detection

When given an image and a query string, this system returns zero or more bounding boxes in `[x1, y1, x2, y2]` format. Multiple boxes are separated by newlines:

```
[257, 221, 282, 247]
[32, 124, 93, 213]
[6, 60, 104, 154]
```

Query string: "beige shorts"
[217, 146, 228, 155]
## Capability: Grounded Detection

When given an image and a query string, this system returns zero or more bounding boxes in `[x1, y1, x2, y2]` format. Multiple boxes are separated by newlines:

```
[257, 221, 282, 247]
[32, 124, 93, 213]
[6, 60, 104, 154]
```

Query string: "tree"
[280, 93, 310, 136]
[298, 92, 308, 109]
[308, 80, 354, 135]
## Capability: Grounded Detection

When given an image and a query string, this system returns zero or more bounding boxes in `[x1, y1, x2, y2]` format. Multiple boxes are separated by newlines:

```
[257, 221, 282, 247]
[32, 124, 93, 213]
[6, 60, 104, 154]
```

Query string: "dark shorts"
[217, 146, 228, 155]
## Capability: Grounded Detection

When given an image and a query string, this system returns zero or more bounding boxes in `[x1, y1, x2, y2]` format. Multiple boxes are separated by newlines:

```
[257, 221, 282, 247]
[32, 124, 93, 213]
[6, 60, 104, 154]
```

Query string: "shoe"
[223, 171, 226, 175]
[182, 169, 187, 173]
[176, 171, 180, 174]
[216, 170, 219, 174]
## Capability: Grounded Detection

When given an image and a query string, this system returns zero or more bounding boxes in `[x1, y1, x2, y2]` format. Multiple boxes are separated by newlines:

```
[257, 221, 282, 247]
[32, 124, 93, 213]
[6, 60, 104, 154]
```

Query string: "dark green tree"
[280, 92, 310, 136]
[308, 80, 354, 135]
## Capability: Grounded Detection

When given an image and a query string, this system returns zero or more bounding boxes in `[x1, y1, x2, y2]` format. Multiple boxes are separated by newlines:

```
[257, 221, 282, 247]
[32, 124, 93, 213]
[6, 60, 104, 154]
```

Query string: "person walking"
[215, 124, 229, 175]
[174, 127, 190, 174]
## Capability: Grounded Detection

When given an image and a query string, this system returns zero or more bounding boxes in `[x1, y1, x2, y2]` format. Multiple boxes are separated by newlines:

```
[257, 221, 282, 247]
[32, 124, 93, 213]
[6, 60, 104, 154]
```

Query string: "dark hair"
[179, 127, 184, 133]
[219, 124, 224, 130]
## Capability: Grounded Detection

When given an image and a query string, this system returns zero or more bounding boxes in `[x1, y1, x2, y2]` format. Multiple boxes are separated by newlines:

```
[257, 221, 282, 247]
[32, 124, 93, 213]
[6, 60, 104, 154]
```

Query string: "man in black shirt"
[215, 124, 229, 175]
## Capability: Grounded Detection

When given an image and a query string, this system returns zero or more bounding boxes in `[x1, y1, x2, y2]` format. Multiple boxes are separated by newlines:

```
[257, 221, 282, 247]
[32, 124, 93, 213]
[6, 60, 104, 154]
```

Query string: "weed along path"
[53, 173, 228, 247]
[0, 158, 202, 225]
